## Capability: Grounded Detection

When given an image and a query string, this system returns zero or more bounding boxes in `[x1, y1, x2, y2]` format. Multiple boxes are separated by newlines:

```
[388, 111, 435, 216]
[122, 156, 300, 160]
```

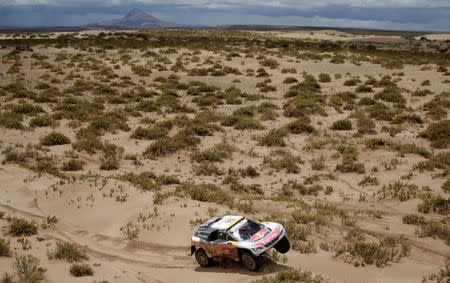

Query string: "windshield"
[229, 219, 268, 242]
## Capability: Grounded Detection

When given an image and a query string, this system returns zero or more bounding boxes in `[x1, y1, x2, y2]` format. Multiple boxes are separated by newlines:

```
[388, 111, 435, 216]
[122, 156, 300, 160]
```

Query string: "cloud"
[0, 0, 449, 31]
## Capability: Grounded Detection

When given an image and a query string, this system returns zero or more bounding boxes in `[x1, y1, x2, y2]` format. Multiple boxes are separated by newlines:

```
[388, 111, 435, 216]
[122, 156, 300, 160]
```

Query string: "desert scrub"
[191, 142, 234, 163]
[14, 254, 46, 283]
[285, 118, 316, 134]
[442, 180, 450, 193]
[419, 120, 450, 148]
[331, 119, 352, 130]
[258, 128, 288, 147]
[6, 217, 38, 237]
[283, 77, 298, 84]
[343, 78, 361, 86]
[221, 108, 265, 130]
[99, 142, 124, 170]
[319, 73, 331, 83]
[61, 159, 85, 171]
[175, 183, 234, 208]
[29, 114, 55, 128]
[333, 236, 410, 267]
[193, 162, 224, 176]
[72, 127, 103, 154]
[120, 222, 139, 240]
[374, 86, 405, 104]
[414, 152, 450, 171]
[263, 150, 303, 173]
[259, 58, 279, 69]
[415, 220, 450, 245]
[358, 176, 379, 187]
[376, 181, 420, 201]
[0, 111, 24, 129]
[0, 238, 11, 257]
[143, 128, 200, 158]
[251, 268, 325, 283]
[364, 138, 431, 158]
[402, 214, 426, 225]
[418, 194, 450, 215]
[118, 171, 180, 191]
[40, 132, 70, 146]
[131, 123, 170, 140]
[70, 264, 93, 277]
[48, 242, 88, 262]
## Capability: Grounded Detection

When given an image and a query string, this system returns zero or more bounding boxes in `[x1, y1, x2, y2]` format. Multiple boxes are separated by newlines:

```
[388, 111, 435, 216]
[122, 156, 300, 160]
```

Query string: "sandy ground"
[0, 29, 449, 282]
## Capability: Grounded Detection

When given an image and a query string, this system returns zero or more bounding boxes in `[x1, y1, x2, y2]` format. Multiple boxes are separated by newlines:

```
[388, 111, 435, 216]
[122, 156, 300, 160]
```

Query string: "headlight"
[251, 247, 264, 252]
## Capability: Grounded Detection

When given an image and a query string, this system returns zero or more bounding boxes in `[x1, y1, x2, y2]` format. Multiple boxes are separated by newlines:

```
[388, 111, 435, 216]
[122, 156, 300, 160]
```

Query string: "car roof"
[200, 215, 244, 231]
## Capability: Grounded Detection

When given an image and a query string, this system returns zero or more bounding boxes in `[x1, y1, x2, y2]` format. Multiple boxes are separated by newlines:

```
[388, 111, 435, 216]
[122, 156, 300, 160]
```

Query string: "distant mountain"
[89, 9, 179, 28]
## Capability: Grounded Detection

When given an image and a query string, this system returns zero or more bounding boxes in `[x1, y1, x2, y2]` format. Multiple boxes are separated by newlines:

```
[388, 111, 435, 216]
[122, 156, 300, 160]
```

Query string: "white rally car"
[191, 215, 290, 271]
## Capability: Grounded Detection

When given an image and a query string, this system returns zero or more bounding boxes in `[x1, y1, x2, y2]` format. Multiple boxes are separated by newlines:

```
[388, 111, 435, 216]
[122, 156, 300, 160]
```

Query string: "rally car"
[190, 215, 290, 271]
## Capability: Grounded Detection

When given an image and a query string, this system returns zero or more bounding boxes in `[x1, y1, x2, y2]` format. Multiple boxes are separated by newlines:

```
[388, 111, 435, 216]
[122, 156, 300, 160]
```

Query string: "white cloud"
[2, 0, 450, 8]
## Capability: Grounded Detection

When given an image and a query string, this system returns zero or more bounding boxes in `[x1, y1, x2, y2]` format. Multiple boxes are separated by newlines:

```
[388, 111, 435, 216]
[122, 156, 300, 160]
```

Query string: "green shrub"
[374, 87, 405, 104]
[258, 128, 288, 147]
[442, 180, 450, 193]
[175, 183, 233, 207]
[358, 176, 379, 186]
[259, 58, 279, 69]
[319, 73, 331, 83]
[251, 268, 325, 283]
[131, 124, 169, 140]
[14, 254, 46, 283]
[0, 238, 11, 257]
[331, 119, 352, 130]
[336, 161, 365, 174]
[40, 132, 70, 146]
[143, 129, 200, 159]
[376, 182, 419, 201]
[285, 118, 316, 134]
[99, 142, 124, 170]
[191, 143, 234, 163]
[419, 120, 450, 148]
[7, 218, 38, 236]
[0, 111, 24, 129]
[72, 127, 103, 154]
[263, 151, 303, 173]
[70, 264, 93, 277]
[48, 242, 88, 262]
[418, 195, 450, 215]
[414, 152, 450, 171]
[61, 159, 85, 171]
[402, 214, 426, 225]
[416, 220, 450, 245]
[355, 85, 373, 93]
[343, 78, 361, 86]
[283, 77, 298, 84]
[29, 115, 55, 128]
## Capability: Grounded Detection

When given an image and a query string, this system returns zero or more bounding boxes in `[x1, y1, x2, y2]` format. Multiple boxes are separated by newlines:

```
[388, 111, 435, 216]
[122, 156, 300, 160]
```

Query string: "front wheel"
[274, 236, 291, 254]
[241, 251, 261, 271]
[195, 248, 212, 267]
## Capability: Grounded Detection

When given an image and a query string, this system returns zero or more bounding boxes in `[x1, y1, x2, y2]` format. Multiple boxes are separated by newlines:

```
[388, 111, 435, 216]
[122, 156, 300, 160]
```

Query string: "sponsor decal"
[256, 228, 280, 246]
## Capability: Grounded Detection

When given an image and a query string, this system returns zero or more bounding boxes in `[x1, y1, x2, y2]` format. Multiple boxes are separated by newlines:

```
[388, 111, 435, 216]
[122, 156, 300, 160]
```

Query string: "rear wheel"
[195, 248, 212, 267]
[241, 251, 261, 271]
[274, 236, 291, 254]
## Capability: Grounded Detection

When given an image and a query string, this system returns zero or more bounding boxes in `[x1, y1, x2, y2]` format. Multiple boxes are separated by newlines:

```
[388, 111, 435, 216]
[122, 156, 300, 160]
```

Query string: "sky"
[0, 0, 449, 31]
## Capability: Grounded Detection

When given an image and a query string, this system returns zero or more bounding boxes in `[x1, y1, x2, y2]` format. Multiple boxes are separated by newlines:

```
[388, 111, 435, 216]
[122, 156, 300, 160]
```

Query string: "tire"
[241, 251, 261, 272]
[195, 248, 212, 267]
[274, 236, 291, 254]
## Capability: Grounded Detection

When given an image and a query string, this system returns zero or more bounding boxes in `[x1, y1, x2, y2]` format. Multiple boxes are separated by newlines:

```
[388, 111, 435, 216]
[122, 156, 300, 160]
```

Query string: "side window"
[217, 231, 228, 241]
[208, 230, 218, 242]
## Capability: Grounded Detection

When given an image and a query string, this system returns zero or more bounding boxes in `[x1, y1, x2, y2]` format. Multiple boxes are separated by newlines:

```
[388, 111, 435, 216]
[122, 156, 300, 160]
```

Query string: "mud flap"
[191, 245, 196, 255]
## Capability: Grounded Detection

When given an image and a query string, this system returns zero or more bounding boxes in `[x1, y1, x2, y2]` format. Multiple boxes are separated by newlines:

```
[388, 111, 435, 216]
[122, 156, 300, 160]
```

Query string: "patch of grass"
[30, 115, 55, 128]
[358, 176, 379, 186]
[0, 238, 11, 257]
[418, 194, 450, 215]
[48, 242, 88, 262]
[331, 119, 352, 130]
[258, 128, 288, 147]
[419, 120, 450, 148]
[70, 264, 93, 277]
[0, 111, 24, 129]
[263, 150, 303, 173]
[6, 217, 38, 237]
[175, 183, 234, 208]
[143, 128, 200, 158]
[333, 236, 410, 267]
[376, 181, 420, 201]
[442, 179, 450, 193]
[414, 152, 450, 171]
[40, 132, 70, 146]
[191, 142, 234, 163]
[14, 255, 46, 283]
[251, 268, 325, 283]
[61, 159, 85, 171]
